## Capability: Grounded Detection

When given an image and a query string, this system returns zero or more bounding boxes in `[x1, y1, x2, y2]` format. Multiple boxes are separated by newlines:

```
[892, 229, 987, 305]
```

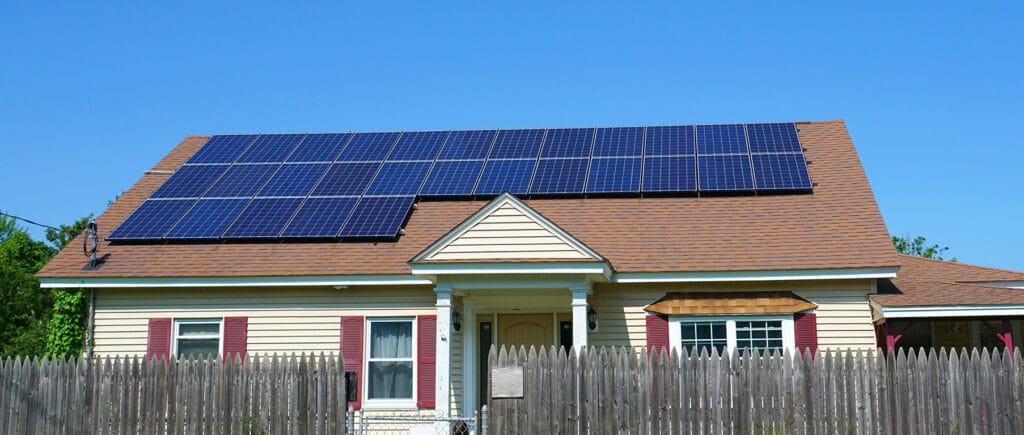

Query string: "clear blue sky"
[2, 1, 1021, 270]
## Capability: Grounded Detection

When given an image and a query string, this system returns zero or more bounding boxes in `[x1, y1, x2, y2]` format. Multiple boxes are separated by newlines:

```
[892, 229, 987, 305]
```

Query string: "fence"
[0, 353, 347, 434]
[488, 345, 1024, 434]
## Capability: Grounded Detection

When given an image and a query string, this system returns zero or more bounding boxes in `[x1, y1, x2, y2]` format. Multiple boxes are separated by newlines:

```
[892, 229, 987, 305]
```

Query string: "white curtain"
[368, 321, 413, 399]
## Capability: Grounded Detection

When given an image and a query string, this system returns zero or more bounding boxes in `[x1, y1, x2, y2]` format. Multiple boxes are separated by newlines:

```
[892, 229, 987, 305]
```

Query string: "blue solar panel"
[388, 131, 449, 161]
[488, 129, 545, 159]
[186, 135, 258, 164]
[222, 198, 304, 238]
[474, 159, 537, 195]
[541, 128, 595, 158]
[257, 163, 329, 197]
[236, 134, 305, 163]
[204, 164, 279, 198]
[645, 126, 695, 156]
[311, 162, 382, 196]
[696, 124, 747, 155]
[280, 197, 359, 238]
[747, 123, 802, 153]
[530, 158, 589, 194]
[287, 133, 353, 162]
[751, 153, 812, 190]
[698, 155, 754, 191]
[339, 196, 415, 238]
[150, 165, 229, 198]
[593, 127, 643, 157]
[336, 132, 400, 161]
[642, 156, 697, 192]
[438, 130, 496, 160]
[365, 161, 432, 196]
[420, 160, 485, 196]
[164, 198, 249, 239]
[586, 158, 641, 193]
[106, 199, 196, 240]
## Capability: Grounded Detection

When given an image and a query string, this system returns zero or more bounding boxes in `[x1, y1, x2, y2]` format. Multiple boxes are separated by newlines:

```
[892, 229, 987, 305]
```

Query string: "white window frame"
[668, 315, 795, 355]
[172, 318, 223, 359]
[362, 317, 417, 409]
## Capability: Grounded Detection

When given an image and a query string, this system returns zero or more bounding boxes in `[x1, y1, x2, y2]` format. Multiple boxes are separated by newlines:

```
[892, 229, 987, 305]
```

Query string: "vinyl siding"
[427, 203, 591, 260]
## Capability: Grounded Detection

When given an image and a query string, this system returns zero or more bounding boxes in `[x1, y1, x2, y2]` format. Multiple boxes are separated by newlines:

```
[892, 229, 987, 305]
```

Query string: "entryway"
[477, 313, 572, 405]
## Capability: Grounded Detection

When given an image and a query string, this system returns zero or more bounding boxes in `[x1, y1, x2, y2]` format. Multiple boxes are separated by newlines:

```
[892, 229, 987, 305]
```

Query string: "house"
[38, 120, 907, 419]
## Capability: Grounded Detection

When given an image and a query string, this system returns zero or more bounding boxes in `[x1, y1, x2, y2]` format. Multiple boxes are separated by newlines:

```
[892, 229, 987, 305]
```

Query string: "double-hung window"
[365, 318, 415, 405]
[173, 318, 222, 358]
[669, 316, 794, 355]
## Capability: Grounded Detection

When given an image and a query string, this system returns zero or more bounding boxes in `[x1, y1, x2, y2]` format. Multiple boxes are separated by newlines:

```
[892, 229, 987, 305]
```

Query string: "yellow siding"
[427, 204, 591, 261]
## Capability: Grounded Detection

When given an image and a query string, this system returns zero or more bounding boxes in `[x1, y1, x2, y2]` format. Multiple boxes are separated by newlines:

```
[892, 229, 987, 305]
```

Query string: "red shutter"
[146, 318, 172, 361]
[340, 316, 364, 410]
[645, 314, 669, 356]
[223, 317, 248, 362]
[417, 315, 437, 409]
[794, 312, 819, 356]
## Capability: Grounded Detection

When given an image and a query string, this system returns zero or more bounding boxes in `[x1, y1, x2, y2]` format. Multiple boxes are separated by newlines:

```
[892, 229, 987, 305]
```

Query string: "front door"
[498, 314, 555, 350]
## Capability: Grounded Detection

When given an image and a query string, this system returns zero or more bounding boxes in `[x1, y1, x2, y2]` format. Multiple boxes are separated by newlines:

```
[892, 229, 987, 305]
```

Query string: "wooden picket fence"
[488, 345, 1024, 434]
[0, 353, 347, 434]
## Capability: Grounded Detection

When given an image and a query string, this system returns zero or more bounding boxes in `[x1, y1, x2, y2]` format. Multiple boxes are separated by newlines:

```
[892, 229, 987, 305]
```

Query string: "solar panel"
[286, 133, 353, 162]
[387, 131, 449, 161]
[336, 132, 400, 161]
[364, 161, 432, 196]
[642, 156, 697, 192]
[488, 129, 545, 159]
[541, 128, 595, 158]
[530, 159, 589, 194]
[474, 159, 537, 195]
[438, 130, 496, 160]
[419, 160, 485, 196]
[645, 126, 695, 156]
[338, 196, 415, 238]
[236, 134, 305, 163]
[697, 155, 754, 191]
[312, 162, 382, 196]
[150, 165, 229, 199]
[204, 164, 279, 198]
[747, 123, 802, 153]
[751, 153, 812, 190]
[280, 197, 359, 238]
[222, 198, 304, 238]
[696, 124, 747, 155]
[257, 163, 329, 197]
[106, 199, 196, 240]
[593, 127, 643, 157]
[164, 198, 249, 239]
[186, 135, 258, 164]
[586, 158, 641, 193]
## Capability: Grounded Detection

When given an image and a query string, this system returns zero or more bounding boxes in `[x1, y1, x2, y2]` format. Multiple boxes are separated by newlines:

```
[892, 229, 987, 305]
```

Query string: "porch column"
[571, 285, 591, 352]
[434, 286, 452, 422]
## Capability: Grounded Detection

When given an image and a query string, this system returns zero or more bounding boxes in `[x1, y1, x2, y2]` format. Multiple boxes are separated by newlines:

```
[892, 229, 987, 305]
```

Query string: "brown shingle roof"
[872, 254, 1024, 307]
[37, 120, 898, 279]
[646, 292, 817, 315]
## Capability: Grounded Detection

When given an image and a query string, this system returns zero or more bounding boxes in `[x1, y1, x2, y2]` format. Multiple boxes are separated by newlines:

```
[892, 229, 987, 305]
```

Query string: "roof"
[645, 292, 817, 315]
[872, 254, 1024, 307]
[37, 120, 898, 279]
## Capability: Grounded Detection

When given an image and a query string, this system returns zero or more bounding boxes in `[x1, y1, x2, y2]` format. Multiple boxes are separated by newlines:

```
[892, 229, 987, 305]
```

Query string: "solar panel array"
[108, 123, 811, 241]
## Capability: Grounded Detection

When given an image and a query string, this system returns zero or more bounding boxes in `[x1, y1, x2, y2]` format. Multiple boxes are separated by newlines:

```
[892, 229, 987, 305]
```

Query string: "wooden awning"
[645, 292, 817, 316]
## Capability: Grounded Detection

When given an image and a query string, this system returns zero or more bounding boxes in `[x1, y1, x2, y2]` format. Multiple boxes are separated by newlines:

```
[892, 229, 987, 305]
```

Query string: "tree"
[892, 235, 953, 260]
[45, 215, 92, 250]
[0, 213, 56, 356]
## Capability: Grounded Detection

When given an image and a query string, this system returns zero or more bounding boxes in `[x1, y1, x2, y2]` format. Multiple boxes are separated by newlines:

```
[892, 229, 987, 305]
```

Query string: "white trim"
[37, 275, 433, 289]
[614, 267, 898, 283]
[172, 318, 223, 359]
[362, 317, 417, 409]
[667, 315, 795, 355]
[411, 262, 611, 279]
[877, 305, 1024, 319]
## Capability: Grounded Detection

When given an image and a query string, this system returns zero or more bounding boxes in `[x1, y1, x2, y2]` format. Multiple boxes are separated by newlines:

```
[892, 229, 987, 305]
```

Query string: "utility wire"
[0, 211, 61, 231]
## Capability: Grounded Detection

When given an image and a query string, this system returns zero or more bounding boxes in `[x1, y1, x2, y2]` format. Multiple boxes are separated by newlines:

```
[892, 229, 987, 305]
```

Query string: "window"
[366, 318, 415, 403]
[174, 318, 222, 358]
[669, 316, 794, 355]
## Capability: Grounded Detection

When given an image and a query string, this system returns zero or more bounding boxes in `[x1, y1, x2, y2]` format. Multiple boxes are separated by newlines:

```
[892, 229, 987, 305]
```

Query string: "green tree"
[45, 215, 92, 251]
[0, 214, 57, 356]
[892, 235, 953, 260]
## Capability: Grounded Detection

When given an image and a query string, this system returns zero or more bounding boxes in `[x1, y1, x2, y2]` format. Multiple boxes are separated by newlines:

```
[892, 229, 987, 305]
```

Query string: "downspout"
[85, 287, 95, 359]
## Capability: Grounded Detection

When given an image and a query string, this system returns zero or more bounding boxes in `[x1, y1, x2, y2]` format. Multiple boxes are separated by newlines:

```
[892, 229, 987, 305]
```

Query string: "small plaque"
[491, 366, 524, 398]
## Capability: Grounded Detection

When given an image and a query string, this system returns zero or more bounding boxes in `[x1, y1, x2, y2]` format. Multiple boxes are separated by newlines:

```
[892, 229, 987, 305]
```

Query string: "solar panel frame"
[185, 135, 258, 164]
[256, 163, 330, 197]
[593, 127, 643, 157]
[235, 134, 306, 163]
[338, 196, 416, 238]
[751, 153, 812, 190]
[286, 133, 353, 162]
[488, 129, 546, 159]
[645, 125, 695, 156]
[387, 130, 449, 161]
[529, 158, 590, 194]
[437, 130, 497, 160]
[473, 159, 537, 195]
[746, 123, 802, 154]
[106, 199, 197, 240]
[540, 128, 595, 158]
[311, 162, 383, 196]
[642, 156, 697, 192]
[203, 163, 280, 198]
[586, 157, 641, 193]
[280, 196, 359, 238]
[419, 160, 485, 196]
[222, 198, 304, 239]
[696, 124, 748, 155]
[164, 198, 250, 239]
[150, 164, 229, 199]
[697, 154, 755, 191]
[364, 161, 433, 196]
[335, 132, 401, 162]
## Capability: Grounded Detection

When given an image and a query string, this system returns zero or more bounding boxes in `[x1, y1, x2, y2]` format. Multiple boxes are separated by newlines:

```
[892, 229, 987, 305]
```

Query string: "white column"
[570, 285, 590, 352]
[434, 286, 452, 423]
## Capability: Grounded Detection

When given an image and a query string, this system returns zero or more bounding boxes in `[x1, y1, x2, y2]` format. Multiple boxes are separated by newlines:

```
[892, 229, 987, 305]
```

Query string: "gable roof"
[872, 254, 1024, 307]
[37, 120, 898, 280]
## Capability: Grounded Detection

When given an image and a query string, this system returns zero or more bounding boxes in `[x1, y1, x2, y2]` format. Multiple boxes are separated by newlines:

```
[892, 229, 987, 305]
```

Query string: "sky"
[1, 1, 1021, 270]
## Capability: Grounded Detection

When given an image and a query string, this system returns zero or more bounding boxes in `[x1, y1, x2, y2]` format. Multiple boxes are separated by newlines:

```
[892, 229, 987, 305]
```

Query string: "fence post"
[346, 406, 355, 435]
[480, 405, 488, 435]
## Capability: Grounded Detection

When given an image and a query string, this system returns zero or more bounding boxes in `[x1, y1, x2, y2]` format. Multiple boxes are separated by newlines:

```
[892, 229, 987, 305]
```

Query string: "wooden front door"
[498, 314, 555, 350]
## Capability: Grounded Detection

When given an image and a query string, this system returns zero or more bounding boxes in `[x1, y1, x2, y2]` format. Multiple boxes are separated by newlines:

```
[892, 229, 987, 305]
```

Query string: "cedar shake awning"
[645, 292, 817, 316]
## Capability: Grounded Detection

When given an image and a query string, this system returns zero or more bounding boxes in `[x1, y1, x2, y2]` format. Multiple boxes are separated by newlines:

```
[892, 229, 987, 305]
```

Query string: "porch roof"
[872, 255, 1024, 307]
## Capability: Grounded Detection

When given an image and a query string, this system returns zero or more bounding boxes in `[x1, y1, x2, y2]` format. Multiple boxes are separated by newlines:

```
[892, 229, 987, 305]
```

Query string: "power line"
[0, 211, 61, 231]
